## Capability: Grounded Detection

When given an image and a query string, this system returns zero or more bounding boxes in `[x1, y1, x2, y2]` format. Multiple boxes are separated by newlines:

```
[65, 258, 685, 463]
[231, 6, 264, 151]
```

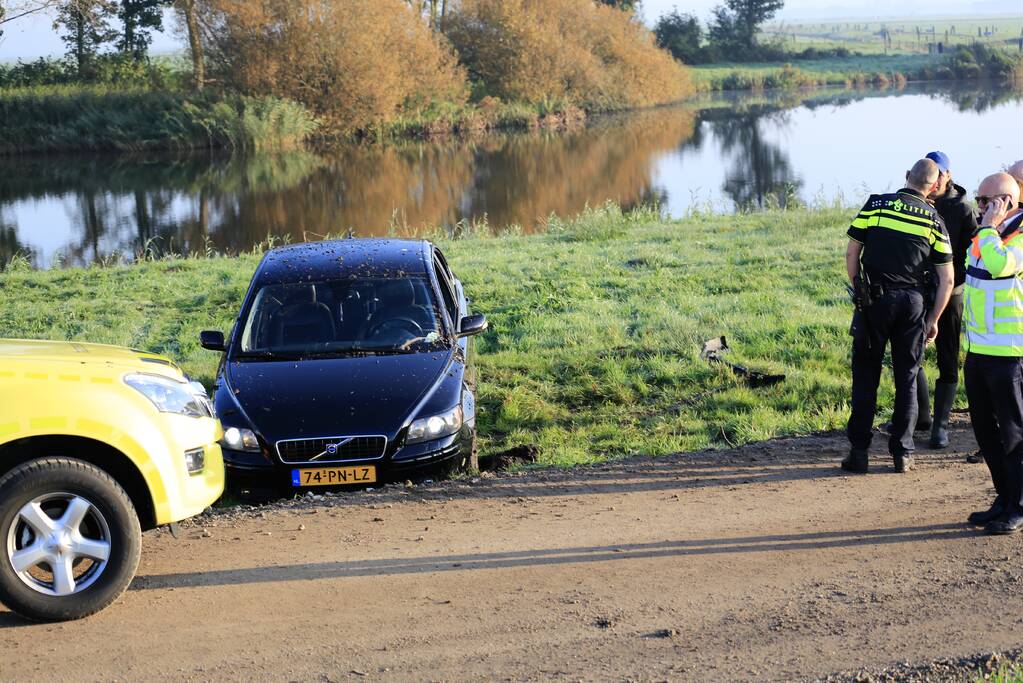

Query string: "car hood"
[0, 338, 184, 380]
[222, 350, 455, 442]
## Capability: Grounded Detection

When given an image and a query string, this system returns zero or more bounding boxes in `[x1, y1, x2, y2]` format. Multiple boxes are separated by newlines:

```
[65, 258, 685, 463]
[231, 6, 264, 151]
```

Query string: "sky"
[0, 1, 1014, 61]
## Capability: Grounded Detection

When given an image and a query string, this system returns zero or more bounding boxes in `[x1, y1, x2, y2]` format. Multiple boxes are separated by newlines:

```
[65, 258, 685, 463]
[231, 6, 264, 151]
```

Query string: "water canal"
[2, 82, 1021, 267]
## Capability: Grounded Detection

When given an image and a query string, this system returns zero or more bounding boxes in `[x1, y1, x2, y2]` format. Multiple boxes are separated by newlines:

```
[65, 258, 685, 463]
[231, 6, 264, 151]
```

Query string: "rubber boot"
[929, 382, 956, 449]
[915, 367, 932, 431]
[841, 448, 868, 474]
[893, 451, 914, 473]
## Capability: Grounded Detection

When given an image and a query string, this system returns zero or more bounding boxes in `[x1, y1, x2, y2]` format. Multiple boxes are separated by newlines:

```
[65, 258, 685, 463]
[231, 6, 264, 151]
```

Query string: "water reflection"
[3, 81, 1023, 267]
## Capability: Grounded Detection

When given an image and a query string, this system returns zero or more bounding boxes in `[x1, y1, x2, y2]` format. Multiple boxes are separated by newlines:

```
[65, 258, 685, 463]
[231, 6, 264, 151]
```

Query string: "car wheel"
[0, 457, 142, 622]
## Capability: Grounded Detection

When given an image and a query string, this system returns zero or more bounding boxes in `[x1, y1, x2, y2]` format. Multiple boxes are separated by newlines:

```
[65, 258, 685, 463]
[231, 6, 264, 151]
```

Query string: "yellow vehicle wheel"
[0, 458, 142, 622]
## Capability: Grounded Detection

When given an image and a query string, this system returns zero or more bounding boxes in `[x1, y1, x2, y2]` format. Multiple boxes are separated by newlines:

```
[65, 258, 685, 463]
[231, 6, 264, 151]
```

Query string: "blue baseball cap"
[925, 151, 951, 173]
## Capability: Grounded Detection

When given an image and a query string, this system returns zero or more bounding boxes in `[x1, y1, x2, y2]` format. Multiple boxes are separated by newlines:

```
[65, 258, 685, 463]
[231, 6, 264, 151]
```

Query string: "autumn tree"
[445, 0, 691, 110]
[196, 0, 467, 132]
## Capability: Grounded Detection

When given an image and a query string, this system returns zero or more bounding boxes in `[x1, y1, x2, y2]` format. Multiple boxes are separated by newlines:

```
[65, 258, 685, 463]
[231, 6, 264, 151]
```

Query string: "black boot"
[893, 451, 914, 473]
[929, 382, 956, 449]
[915, 367, 931, 431]
[841, 448, 868, 473]
[966, 450, 983, 464]
[985, 506, 1023, 535]
[968, 497, 1005, 526]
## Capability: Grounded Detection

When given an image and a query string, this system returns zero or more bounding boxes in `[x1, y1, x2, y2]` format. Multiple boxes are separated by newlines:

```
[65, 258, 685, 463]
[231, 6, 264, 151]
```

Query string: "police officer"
[963, 172, 1023, 534]
[880, 152, 976, 446]
[920, 151, 978, 449]
[843, 159, 954, 474]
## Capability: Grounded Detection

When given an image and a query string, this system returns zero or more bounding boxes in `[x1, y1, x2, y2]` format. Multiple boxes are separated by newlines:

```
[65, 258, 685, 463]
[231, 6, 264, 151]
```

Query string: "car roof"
[255, 238, 433, 285]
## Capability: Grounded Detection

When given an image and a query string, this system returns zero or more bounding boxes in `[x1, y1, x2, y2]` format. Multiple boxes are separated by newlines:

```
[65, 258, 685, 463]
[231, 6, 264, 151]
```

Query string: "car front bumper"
[222, 431, 468, 487]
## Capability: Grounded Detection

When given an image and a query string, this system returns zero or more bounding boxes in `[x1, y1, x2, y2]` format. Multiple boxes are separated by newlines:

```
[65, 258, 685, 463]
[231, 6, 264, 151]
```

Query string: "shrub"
[945, 43, 1019, 81]
[0, 87, 318, 153]
[0, 55, 186, 90]
[196, 0, 468, 134]
[444, 0, 692, 111]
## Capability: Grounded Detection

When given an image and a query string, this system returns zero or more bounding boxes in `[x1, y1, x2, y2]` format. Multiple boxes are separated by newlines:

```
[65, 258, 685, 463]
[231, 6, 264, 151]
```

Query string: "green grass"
[0, 203, 910, 467]
[765, 15, 1023, 57]
[0, 86, 319, 153]
[976, 662, 1023, 683]
[691, 54, 941, 91]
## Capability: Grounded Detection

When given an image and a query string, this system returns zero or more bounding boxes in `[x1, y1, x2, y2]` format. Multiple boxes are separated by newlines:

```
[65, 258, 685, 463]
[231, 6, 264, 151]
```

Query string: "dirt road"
[2, 415, 1022, 682]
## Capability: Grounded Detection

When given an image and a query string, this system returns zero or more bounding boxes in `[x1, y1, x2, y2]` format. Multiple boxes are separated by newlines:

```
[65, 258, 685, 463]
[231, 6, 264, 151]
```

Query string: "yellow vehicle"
[0, 339, 224, 621]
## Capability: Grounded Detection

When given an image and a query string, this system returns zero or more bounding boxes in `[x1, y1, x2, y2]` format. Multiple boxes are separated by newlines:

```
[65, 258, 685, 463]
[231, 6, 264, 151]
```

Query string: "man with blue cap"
[921, 151, 977, 449]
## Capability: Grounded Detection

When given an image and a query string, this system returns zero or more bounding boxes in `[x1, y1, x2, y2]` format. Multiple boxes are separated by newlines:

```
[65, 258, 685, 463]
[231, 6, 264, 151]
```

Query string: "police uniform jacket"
[848, 188, 954, 288]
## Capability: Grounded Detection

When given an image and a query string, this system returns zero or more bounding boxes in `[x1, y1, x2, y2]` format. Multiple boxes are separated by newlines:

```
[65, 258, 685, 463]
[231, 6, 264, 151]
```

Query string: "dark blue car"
[199, 239, 488, 490]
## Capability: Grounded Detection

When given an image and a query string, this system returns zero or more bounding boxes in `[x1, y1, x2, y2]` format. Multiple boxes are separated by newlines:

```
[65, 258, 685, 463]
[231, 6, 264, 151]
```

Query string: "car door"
[432, 249, 477, 390]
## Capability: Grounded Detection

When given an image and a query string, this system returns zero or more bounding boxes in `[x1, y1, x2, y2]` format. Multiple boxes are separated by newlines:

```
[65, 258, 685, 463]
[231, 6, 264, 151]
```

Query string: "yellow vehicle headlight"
[124, 374, 212, 418]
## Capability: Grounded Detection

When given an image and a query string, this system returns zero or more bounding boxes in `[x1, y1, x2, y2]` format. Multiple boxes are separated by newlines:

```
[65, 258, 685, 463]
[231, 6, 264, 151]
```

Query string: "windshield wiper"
[233, 350, 308, 361]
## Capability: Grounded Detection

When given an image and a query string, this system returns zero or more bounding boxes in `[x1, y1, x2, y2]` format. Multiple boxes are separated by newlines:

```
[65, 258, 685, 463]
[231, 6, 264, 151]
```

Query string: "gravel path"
[2, 415, 1020, 682]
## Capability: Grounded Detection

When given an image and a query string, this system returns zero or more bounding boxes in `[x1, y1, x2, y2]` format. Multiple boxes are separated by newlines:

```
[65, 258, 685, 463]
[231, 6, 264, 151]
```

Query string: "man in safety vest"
[843, 159, 954, 474]
[963, 172, 1023, 534]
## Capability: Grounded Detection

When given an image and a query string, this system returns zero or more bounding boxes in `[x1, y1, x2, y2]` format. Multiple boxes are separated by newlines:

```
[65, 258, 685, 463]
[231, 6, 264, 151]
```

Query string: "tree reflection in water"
[5, 82, 1023, 267]
[708, 108, 803, 211]
[0, 109, 697, 266]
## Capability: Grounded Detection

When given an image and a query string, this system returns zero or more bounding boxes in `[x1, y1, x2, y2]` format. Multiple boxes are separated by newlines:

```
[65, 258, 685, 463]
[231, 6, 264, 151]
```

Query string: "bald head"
[1008, 160, 1023, 191]
[978, 172, 1021, 206]
[906, 159, 939, 194]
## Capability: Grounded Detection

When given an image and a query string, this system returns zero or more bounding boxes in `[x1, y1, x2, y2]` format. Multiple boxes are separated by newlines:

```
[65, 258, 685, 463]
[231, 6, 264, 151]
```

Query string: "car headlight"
[406, 405, 463, 444]
[220, 426, 261, 452]
[124, 374, 212, 418]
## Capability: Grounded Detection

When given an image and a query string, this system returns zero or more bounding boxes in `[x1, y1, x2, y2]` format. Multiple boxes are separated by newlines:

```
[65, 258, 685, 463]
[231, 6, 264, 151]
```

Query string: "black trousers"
[934, 290, 964, 385]
[914, 290, 964, 417]
[848, 288, 926, 455]
[964, 353, 1023, 511]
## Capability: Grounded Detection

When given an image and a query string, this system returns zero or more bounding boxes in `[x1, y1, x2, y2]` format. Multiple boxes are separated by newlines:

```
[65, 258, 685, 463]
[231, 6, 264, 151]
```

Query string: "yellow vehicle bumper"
[149, 416, 226, 525]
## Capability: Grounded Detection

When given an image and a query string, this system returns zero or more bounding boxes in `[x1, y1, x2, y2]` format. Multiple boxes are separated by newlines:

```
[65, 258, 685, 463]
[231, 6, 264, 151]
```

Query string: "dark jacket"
[933, 182, 978, 288]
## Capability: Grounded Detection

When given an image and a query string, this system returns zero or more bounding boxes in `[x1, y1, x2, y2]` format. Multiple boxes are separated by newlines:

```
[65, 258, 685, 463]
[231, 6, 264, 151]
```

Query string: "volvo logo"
[309, 438, 353, 462]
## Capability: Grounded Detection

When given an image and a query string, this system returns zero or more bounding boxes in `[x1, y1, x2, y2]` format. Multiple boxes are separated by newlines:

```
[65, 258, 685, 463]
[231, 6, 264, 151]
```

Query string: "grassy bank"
[691, 45, 1022, 92]
[691, 54, 940, 91]
[0, 86, 319, 154]
[0, 204, 906, 467]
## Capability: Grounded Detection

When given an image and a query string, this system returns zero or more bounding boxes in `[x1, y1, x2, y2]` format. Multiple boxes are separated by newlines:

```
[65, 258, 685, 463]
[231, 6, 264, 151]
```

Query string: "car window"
[433, 257, 459, 325]
[237, 277, 445, 357]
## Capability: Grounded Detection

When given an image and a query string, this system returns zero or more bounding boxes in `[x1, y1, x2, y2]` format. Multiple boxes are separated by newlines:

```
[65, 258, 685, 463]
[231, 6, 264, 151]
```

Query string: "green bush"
[0, 55, 187, 90]
[0, 87, 318, 153]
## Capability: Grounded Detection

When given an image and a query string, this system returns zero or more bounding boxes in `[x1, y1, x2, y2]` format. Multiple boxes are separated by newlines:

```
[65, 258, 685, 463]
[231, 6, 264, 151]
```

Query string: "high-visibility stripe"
[878, 208, 934, 227]
[965, 341, 1023, 357]
[932, 240, 952, 255]
[873, 216, 933, 238]
[850, 217, 870, 229]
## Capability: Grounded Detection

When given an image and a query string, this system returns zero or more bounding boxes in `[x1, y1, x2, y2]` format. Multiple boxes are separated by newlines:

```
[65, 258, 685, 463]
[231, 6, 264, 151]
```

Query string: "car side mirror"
[199, 330, 226, 351]
[457, 314, 488, 338]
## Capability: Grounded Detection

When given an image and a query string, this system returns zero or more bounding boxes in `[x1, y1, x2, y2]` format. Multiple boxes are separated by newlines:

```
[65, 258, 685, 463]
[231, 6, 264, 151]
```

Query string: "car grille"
[276, 436, 387, 464]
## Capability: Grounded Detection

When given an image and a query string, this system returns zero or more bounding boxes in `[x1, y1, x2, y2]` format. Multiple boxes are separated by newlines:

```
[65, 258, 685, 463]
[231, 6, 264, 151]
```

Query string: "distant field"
[764, 15, 1023, 56]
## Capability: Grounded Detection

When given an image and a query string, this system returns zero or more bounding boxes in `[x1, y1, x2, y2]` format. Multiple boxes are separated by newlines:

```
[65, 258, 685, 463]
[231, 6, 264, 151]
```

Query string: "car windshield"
[237, 277, 446, 357]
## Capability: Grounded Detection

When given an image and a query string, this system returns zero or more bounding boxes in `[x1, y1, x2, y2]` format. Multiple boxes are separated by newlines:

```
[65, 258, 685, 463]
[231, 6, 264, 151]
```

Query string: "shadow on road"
[131, 522, 977, 592]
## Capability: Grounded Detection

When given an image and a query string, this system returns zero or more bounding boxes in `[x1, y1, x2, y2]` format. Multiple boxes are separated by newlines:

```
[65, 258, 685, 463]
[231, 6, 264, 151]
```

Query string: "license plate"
[291, 466, 377, 487]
